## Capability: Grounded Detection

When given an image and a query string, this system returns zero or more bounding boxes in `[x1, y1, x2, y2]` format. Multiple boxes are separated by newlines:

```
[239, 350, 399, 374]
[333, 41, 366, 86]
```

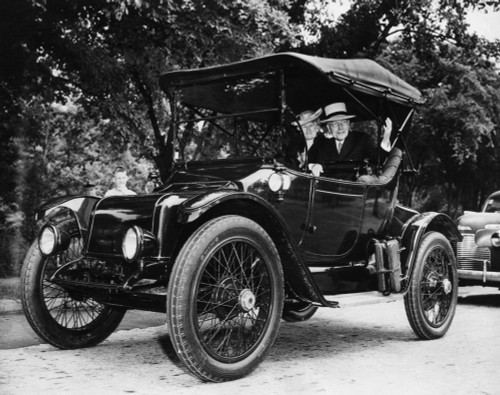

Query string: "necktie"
[337, 140, 343, 153]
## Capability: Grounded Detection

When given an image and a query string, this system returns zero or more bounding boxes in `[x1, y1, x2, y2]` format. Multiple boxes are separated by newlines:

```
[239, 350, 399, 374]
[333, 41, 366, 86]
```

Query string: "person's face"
[218, 144, 231, 159]
[324, 119, 350, 140]
[302, 122, 320, 141]
[114, 171, 128, 188]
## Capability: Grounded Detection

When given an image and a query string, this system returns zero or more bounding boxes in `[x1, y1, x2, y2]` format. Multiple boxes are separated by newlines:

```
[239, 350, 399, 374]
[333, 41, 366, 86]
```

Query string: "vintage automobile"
[456, 190, 500, 287]
[21, 52, 461, 382]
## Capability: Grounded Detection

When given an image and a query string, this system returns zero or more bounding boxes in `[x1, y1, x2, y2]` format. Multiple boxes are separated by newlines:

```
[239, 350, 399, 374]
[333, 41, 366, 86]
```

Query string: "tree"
[303, 0, 500, 215]
[0, 0, 300, 276]
[4, 0, 297, 178]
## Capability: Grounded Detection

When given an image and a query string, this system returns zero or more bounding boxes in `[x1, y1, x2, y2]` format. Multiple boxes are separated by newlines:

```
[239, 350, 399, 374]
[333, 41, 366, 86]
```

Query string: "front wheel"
[167, 215, 284, 382]
[21, 220, 126, 349]
[404, 231, 458, 340]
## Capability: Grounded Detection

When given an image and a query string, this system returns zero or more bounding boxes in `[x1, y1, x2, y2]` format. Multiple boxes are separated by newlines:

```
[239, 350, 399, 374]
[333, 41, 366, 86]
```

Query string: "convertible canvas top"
[160, 52, 423, 122]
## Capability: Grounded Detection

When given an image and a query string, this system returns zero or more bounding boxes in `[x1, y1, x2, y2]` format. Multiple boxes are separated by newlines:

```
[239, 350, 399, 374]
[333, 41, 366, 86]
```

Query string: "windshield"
[483, 196, 500, 213]
[172, 70, 284, 162]
[176, 116, 282, 162]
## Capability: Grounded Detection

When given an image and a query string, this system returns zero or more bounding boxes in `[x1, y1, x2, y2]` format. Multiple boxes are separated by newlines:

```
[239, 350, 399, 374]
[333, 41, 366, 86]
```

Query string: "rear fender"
[400, 212, 462, 285]
[178, 190, 333, 306]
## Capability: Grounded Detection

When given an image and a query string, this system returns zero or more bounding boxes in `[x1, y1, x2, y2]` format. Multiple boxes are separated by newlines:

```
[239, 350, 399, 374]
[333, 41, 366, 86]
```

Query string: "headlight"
[38, 225, 70, 256]
[281, 174, 291, 190]
[268, 173, 283, 192]
[122, 226, 158, 263]
[492, 231, 500, 248]
[267, 173, 291, 193]
[122, 227, 140, 261]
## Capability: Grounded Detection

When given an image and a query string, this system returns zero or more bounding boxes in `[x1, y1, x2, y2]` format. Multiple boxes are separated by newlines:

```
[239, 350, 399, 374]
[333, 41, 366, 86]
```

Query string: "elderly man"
[308, 102, 392, 177]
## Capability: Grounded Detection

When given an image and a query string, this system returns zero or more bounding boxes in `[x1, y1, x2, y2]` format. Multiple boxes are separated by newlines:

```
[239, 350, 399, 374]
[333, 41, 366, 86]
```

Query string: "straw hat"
[320, 102, 356, 123]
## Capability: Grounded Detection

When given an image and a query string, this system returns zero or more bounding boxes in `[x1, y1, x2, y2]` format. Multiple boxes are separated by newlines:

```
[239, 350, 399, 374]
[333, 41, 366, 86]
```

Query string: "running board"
[324, 291, 403, 308]
[458, 269, 500, 283]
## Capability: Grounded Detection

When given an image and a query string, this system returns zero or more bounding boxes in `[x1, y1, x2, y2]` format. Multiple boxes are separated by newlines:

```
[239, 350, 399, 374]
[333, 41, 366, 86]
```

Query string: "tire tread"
[167, 215, 284, 382]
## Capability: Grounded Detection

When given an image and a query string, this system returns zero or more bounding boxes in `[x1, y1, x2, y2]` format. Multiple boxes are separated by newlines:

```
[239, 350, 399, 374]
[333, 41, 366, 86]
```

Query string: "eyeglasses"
[326, 120, 350, 130]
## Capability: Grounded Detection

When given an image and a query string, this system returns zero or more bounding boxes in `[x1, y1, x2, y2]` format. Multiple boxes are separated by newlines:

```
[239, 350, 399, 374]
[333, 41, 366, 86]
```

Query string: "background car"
[456, 190, 500, 287]
[21, 52, 461, 382]
[481, 190, 500, 213]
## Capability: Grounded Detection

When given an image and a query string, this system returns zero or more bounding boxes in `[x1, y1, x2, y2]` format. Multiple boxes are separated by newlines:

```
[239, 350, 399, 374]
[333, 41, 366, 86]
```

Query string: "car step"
[458, 269, 500, 283]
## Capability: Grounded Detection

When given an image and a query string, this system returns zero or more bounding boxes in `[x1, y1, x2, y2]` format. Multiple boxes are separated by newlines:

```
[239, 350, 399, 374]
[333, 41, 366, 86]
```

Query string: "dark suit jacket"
[308, 131, 380, 163]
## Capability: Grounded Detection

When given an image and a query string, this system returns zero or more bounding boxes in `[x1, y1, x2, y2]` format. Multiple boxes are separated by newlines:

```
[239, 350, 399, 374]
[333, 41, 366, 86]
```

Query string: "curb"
[0, 299, 22, 315]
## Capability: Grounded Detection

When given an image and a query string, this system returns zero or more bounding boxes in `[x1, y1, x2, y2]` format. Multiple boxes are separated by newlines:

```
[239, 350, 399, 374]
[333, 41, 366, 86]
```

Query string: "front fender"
[178, 190, 275, 223]
[35, 195, 99, 240]
[400, 212, 462, 280]
[177, 190, 335, 307]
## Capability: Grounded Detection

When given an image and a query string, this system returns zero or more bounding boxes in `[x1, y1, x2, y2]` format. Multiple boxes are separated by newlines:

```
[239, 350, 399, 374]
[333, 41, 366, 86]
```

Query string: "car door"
[300, 176, 365, 258]
[276, 169, 314, 246]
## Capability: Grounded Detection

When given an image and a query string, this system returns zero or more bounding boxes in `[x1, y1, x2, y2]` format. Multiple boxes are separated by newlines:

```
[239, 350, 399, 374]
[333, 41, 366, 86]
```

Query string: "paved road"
[0, 309, 166, 350]
[1, 287, 500, 395]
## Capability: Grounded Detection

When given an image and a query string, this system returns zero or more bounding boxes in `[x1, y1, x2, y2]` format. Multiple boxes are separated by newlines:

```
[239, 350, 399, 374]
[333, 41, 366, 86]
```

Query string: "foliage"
[0, 94, 152, 276]
[0, 0, 299, 276]
[0, 199, 28, 277]
[304, 0, 500, 215]
[11, 0, 298, 178]
[304, 0, 500, 59]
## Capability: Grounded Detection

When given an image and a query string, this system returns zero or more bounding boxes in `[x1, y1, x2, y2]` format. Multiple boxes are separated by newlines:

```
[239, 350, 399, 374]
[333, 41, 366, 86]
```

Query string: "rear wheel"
[167, 215, 284, 382]
[404, 232, 458, 339]
[21, 219, 126, 349]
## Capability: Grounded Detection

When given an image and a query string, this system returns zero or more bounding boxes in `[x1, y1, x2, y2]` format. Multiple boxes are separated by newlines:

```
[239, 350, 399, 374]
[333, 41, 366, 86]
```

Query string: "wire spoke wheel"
[167, 215, 284, 382]
[21, 218, 126, 349]
[419, 247, 454, 327]
[196, 240, 272, 361]
[405, 231, 458, 340]
[40, 237, 108, 329]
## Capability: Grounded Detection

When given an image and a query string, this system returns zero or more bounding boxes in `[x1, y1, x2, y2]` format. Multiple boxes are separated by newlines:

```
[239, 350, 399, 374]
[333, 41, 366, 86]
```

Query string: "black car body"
[456, 190, 500, 286]
[21, 52, 461, 382]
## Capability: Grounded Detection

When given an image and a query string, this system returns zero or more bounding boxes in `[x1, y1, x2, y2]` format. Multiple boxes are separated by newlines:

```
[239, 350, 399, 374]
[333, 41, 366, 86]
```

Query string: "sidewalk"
[0, 298, 22, 314]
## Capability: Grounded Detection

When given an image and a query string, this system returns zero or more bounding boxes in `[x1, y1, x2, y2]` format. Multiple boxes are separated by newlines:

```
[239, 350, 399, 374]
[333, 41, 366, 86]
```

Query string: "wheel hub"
[239, 289, 256, 312]
[442, 278, 452, 294]
[427, 273, 438, 288]
[212, 277, 243, 319]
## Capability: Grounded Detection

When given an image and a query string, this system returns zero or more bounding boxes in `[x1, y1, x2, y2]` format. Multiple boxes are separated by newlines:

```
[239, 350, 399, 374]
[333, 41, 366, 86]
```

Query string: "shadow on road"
[157, 333, 180, 363]
[458, 293, 500, 307]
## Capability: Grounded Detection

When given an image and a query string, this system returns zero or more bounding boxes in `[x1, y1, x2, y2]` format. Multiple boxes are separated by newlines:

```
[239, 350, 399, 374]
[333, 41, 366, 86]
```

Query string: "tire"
[404, 231, 458, 340]
[282, 302, 318, 322]
[167, 215, 284, 382]
[21, 219, 126, 349]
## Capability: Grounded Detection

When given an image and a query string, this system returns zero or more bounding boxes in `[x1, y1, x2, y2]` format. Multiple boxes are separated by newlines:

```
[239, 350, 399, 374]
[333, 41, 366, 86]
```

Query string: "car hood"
[85, 162, 263, 257]
[160, 158, 269, 188]
[85, 159, 273, 258]
[86, 195, 161, 257]
[456, 212, 500, 233]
